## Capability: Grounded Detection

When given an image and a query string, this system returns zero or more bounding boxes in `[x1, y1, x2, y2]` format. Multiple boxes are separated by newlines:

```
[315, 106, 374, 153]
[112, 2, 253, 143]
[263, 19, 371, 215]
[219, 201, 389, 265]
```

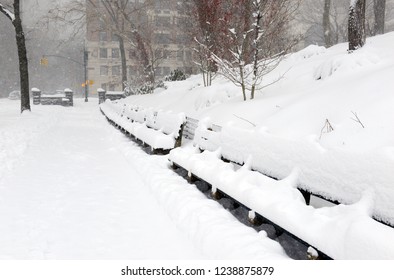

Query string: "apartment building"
[86, 0, 195, 93]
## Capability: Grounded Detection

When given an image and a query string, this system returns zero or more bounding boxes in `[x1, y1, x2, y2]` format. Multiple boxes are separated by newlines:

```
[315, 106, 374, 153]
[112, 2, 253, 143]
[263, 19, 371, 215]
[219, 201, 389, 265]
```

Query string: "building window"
[155, 33, 171, 44]
[177, 50, 183, 61]
[100, 65, 108, 76]
[185, 50, 192, 61]
[112, 66, 121, 76]
[112, 48, 120, 58]
[155, 16, 171, 27]
[99, 32, 107, 42]
[99, 48, 108, 58]
[154, 0, 170, 10]
[163, 50, 171, 59]
[176, 34, 188, 44]
[109, 84, 115, 91]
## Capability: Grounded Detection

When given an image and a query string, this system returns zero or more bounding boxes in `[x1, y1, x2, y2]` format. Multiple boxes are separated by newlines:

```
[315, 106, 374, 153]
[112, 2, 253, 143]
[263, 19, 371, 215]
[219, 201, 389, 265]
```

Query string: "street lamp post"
[84, 50, 88, 102]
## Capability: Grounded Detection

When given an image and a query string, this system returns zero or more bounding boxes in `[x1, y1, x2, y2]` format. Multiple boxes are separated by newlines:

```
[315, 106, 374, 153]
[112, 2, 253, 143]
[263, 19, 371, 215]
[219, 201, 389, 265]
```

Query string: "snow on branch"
[0, 4, 15, 22]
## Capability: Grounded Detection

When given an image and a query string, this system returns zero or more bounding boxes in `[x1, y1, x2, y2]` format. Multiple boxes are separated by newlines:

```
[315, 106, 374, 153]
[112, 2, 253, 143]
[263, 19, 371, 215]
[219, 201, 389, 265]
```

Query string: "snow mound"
[295, 44, 326, 59]
[314, 47, 380, 80]
[194, 81, 239, 111]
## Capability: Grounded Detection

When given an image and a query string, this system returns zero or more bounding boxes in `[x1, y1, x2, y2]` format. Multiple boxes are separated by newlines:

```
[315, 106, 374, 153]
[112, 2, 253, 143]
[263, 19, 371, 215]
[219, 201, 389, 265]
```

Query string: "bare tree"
[299, 0, 349, 47]
[373, 0, 386, 34]
[323, 0, 333, 47]
[187, 0, 228, 87]
[1, 1, 30, 113]
[348, 0, 366, 51]
[49, 0, 152, 89]
[213, 0, 299, 101]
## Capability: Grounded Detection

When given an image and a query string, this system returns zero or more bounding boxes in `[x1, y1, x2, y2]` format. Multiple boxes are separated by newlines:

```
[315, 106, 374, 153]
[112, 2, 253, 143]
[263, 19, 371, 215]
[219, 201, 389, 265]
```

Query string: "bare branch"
[350, 111, 365, 128]
[233, 114, 256, 127]
[0, 3, 15, 22]
[319, 119, 334, 139]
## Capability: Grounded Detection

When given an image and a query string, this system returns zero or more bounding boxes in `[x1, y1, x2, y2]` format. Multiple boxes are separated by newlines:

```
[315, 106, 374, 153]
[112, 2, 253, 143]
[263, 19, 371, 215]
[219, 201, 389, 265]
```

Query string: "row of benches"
[168, 120, 394, 260]
[100, 99, 186, 154]
[100, 99, 394, 259]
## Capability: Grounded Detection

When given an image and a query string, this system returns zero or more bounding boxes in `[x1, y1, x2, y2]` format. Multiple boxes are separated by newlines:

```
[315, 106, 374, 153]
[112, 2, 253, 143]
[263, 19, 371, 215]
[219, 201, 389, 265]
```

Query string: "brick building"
[86, 0, 195, 93]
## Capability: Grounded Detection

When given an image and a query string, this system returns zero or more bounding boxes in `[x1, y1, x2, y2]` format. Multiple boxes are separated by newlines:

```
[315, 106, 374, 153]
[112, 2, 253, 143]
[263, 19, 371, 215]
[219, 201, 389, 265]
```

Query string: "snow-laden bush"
[165, 69, 188, 82]
[131, 80, 168, 95]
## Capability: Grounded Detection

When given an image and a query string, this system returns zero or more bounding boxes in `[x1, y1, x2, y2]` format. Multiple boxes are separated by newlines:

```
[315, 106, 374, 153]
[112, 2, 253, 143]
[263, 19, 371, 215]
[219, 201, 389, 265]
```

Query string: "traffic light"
[82, 80, 94, 87]
[40, 57, 48, 66]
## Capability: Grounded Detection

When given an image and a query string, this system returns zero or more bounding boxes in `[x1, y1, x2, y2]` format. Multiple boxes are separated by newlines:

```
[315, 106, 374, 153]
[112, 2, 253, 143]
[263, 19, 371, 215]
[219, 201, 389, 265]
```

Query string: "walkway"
[0, 99, 202, 259]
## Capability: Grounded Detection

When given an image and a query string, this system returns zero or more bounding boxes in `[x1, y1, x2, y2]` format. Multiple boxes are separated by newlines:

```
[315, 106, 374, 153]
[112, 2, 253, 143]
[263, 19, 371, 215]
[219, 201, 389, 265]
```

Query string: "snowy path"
[0, 100, 202, 259]
[0, 99, 287, 260]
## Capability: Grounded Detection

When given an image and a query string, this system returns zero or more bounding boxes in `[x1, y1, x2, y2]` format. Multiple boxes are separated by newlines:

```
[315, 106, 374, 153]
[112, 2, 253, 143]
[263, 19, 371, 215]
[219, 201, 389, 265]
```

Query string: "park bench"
[168, 119, 394, 260]
[100, 100, 186, 154]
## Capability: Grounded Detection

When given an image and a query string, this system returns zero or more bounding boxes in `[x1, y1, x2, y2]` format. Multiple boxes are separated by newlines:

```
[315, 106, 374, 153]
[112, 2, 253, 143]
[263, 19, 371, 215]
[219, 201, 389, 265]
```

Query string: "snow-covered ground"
[3, 32, 394, 261]
[122, 32, 394, 228]
[0, 98, 287, 260]
[97, 32, 394, 260]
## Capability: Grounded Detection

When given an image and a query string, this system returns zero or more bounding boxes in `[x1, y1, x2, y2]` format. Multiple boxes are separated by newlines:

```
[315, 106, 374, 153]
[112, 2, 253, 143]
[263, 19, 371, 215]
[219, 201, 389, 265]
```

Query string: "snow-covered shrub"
[135, 80, 167, 95]
[165, 69, 188, 81]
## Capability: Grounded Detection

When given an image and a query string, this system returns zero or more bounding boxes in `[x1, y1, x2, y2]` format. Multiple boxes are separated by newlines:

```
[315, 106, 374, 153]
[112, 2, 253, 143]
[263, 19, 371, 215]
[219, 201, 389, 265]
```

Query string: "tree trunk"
[239, 65, 246, 101]
[348, 0, 366, 52]
[117, 35, 127, 90]
[323, 0, 332, 47]
[13, 0, 30, 113]
[251, 5, 262, 100]
[373, 0, 386, 35]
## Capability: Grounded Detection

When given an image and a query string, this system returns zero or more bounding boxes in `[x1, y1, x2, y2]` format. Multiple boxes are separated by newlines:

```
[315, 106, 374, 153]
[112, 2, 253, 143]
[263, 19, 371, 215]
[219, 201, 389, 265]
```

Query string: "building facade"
[86, 0, 195, 93]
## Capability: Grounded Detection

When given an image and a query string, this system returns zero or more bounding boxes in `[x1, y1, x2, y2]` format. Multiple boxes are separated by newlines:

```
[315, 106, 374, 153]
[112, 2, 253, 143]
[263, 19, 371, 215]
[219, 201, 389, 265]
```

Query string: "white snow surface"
[169, 146, 394, 259]
[112, 32, 394, 259]
[0, 98, 287, 260]
[122, 32, 394, 227]
[100, 100, 186, 150]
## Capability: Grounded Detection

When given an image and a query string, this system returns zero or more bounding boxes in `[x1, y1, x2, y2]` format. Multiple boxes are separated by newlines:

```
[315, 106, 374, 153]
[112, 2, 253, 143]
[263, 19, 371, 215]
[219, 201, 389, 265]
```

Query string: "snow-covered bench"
[100, 100, 186, 153]
[168, 120, 394, 259]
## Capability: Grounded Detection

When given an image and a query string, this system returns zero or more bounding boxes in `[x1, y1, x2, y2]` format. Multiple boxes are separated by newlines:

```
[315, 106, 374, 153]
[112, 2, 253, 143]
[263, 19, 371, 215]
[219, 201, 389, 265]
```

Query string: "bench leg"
[299, 189, 311, 205]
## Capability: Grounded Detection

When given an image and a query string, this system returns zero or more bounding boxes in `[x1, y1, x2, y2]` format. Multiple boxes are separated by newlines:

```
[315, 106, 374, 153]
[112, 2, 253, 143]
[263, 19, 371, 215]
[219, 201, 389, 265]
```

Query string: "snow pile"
[0, 101, 62, 181]
[314, 45, 380, 80]
[100, 99, 125, 123]
[169, 146, 394, 259]
[116, 140, 288, 259]
[294, 44, 326, 60]
[121, 75, 241, 116]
